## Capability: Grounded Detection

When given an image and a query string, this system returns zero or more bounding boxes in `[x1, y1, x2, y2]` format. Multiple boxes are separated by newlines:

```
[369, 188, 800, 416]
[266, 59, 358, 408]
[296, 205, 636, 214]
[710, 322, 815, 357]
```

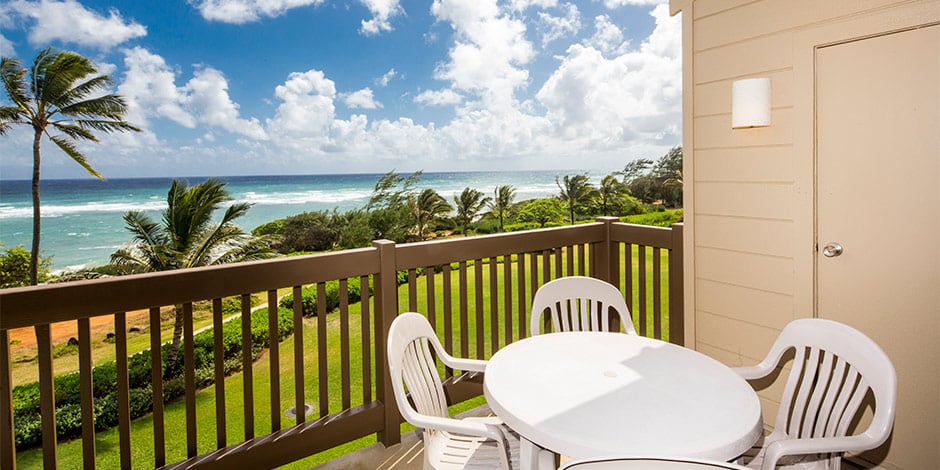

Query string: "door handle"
[822, 242, 843, 258]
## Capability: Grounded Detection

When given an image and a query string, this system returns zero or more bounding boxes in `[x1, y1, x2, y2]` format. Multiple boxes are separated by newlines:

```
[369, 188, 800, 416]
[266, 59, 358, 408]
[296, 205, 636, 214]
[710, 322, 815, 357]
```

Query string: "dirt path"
[7, 309, 155, 353]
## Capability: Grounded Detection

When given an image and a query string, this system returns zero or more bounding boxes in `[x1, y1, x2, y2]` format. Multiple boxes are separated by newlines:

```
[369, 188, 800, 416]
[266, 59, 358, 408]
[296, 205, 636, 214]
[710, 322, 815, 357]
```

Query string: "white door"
[816, 25, 939, 469]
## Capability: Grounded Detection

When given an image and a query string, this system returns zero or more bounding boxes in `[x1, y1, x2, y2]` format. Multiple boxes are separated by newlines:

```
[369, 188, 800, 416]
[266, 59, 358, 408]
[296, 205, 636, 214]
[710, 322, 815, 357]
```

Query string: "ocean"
[0, 171, 608, 273]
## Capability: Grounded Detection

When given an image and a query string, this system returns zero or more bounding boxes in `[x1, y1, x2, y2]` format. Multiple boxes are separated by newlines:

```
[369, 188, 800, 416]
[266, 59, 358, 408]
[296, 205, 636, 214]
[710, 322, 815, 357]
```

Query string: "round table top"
[483, 332, 763, 461]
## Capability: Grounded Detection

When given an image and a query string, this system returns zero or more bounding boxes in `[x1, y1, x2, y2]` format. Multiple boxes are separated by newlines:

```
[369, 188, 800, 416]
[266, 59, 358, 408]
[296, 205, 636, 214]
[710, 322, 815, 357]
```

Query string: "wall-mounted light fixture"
[731, 77, 771, 128]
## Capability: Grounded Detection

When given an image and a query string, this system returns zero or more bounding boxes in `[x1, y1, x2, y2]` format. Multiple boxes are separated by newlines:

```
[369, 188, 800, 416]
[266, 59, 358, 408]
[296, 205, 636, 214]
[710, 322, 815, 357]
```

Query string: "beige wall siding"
[672, 0, 939, 467]
[674, 0, 937, 362]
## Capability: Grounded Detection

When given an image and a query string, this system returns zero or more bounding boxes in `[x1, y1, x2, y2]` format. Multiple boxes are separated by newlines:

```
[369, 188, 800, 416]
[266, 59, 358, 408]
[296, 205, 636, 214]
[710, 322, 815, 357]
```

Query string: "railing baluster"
[541, 250, 551, 284]
[317, 282, 328, 417]
[150, 307, 166, 466]
[442, 266, 454, 378]
[0, 329, 18, 469]
[78, 318, 95, 468]
[458, 261, 469, 358]
[0, 329, 14, 470]
[503, 254, 513, 345]
[360, 276, 372, 404]
[408, 269, 418, 312]
[554, 248, 563, 278]
[241, 294, 254, 439]
[268, 290, 281, 432]
[638, 246, 648, 336]
[653, 249, 662, 340]
[115, 313, 133, 467]
[426, 266, 437, 331]
[212, 299, 226, 448]
[489, 257, 499, 355]
[36, 324, 58, 468]
[577, 243, 586, 275]
[183, 303, 197, 458]
[625, 244, 634, 330]
[292, 286, 306, 423]
[566, 245, 575, 276]
[340, 279, 351, 410]
[517, 252, 527, 338]
[474, 258, 484, 359]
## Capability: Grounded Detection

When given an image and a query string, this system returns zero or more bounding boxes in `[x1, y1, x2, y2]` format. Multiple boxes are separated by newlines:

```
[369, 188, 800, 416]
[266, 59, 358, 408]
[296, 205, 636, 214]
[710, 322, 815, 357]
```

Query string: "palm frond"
[47, 134, 104, 180]
[1, 57, 31, 109]
[59, 94, 129, 120]
[58, 75, 112, 107]
[51, 122, 97, 141]
[35, 50, 96, 105]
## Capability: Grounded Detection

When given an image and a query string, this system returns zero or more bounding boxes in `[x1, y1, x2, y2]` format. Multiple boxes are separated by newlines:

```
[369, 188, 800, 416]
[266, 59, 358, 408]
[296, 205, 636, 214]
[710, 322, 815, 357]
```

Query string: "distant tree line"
[254, 146, 683, 254]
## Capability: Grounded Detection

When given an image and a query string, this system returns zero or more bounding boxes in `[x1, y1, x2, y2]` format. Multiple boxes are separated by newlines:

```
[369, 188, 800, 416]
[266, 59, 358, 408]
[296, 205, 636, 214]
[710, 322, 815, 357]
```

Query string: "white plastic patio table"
[483, 332, 763, 470]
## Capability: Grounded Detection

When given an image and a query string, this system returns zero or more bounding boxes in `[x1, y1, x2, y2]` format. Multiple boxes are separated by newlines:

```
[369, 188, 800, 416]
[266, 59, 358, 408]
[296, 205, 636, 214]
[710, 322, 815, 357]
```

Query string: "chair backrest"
[530, 276, 635, 336]
[560, 456, 750, 469]
[387, 312, 450, 424]
[762, 319, 897, 448]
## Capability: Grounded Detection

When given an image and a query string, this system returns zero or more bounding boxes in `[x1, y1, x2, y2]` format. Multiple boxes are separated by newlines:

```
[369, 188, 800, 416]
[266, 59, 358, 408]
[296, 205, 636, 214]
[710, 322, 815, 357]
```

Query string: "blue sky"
[0, 0, 681, 179]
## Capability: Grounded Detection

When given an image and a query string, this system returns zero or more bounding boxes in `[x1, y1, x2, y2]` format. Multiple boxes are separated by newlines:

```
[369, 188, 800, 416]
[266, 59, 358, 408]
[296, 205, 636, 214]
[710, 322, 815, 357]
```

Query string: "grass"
[14, 246, 670, 468]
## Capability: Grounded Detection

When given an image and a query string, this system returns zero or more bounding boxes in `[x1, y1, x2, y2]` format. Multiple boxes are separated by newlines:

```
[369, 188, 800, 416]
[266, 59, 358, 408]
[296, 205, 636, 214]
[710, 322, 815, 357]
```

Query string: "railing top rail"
[394, 223, 608, 269]
[0, 247, 379, 330]
[609, 222, 679, 249]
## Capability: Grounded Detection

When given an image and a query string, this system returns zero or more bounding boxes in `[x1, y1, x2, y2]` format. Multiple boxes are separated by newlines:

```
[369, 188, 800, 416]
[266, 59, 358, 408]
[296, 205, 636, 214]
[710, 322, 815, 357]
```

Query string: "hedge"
[12, 306, 293, 450]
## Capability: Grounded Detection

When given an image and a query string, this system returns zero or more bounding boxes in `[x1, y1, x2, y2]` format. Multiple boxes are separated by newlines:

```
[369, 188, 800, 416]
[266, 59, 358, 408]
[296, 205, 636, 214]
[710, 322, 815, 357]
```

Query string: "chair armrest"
[409, 414, 508, 444]
[761, 435, 880, 470]
[731, 364, 773, 381]
[438, 354, 488, 373]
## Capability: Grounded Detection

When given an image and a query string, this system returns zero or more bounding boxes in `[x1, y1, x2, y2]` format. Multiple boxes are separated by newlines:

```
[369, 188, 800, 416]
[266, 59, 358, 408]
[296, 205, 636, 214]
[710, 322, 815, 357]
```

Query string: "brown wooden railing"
[0, 219, 682, 469]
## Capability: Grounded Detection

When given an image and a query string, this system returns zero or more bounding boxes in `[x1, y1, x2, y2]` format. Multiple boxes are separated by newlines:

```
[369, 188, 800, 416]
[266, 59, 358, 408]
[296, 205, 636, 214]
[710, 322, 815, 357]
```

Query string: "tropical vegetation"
[110, 178, 275, 367]
[0, 48, 140, 285]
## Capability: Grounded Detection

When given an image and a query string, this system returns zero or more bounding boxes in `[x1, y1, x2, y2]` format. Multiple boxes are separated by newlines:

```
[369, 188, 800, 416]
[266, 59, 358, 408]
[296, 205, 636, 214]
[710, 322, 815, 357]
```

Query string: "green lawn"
[15, 246, 670, 468]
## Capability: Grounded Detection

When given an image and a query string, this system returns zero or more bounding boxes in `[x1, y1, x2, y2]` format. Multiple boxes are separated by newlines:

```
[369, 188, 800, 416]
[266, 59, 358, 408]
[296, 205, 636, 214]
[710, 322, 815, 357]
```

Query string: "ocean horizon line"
[1, 168, 614, 184]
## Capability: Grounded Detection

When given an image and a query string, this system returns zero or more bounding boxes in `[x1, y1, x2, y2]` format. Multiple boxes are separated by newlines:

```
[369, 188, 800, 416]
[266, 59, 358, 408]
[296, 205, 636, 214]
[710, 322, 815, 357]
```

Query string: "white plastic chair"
[733, 319, 896, 470]
[560, 456, 750, 469]
[387, 312, 520, 469]
[530, 276, 635, 337]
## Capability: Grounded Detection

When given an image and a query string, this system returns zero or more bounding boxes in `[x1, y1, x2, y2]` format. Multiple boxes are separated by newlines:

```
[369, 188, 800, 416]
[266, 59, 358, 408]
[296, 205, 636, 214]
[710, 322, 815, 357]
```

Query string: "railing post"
[668, 223, 685, 346]
[0, 330, 15, 470]
[373, 239, 401, 446]
[594, 217, 618, 283]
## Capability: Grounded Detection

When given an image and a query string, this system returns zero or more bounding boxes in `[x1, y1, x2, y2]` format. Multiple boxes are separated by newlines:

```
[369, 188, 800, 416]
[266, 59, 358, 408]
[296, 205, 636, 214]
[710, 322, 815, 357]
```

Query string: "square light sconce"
[731, 77, 771, 128]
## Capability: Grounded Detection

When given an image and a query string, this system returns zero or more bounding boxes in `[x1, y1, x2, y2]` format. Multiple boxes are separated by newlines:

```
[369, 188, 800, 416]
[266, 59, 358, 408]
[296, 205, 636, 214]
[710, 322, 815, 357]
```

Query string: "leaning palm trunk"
[166, 304, 185, 374]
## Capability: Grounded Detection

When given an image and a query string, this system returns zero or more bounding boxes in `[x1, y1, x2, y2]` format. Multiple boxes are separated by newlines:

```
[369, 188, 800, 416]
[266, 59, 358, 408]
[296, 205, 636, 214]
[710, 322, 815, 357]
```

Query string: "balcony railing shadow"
[0, 218, 682, 469]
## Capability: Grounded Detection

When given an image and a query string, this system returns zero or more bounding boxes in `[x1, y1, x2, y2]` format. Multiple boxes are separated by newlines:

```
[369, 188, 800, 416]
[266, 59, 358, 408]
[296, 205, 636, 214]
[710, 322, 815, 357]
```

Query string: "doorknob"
[822, 242, 843, 258]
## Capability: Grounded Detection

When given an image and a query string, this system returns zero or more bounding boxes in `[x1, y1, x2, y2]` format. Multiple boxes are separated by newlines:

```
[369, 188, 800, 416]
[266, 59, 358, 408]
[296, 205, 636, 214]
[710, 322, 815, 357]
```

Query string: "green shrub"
[621, 209, 683, 227]
[11, 305, 296, 451]
[13, 412, 41, 448]
[279, 280, 367, 316]
[55, 403, 83, 440]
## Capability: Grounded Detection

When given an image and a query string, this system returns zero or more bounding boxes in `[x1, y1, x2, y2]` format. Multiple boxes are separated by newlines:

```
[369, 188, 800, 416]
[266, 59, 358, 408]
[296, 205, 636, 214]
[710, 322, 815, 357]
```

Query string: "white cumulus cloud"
[431, 0, 534, 108]
[414, 89, 463, 106]
[342, 87, 382, 109]
[376, 68, 397, 87]
[5, 0, 146, 50]
[536, 4, 681, 148]
[184, 67, 268, 140]
[267, 70, 338, 147]
[119, 47, 196, 129]
[585, 15, 629, 56]
[192, 0, 325, 24]
[603, 0, 666, 7]
[359, 0, 402, 36]
[536, 3, 581, 47]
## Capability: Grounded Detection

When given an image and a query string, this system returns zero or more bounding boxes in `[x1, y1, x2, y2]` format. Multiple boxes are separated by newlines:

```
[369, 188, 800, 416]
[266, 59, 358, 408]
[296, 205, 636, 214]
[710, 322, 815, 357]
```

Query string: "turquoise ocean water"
[0, 171, 607, 273]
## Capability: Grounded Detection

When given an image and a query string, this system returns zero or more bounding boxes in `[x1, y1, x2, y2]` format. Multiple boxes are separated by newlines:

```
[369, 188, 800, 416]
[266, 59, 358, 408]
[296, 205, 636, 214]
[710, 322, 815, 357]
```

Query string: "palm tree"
[408, 188, 452, 240]
[598, 174, 630, 216]
[556, 174, 597, 225]
[111, 178, 275, 368]
[453, 187, 491, 236]
[487, 185, 516, 232]
[1, 48, 140, 285]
